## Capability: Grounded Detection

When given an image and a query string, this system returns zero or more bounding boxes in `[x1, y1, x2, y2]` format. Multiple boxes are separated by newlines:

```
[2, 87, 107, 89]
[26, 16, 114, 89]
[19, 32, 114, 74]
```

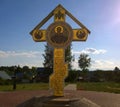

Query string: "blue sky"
[0, 0, 120, 70]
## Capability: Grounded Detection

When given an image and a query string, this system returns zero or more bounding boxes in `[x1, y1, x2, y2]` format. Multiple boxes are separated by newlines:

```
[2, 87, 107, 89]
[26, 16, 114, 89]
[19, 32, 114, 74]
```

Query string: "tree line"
[0, 66, 36, 85]
[0, 44, 120, 83]
[0, 65, 120, 83]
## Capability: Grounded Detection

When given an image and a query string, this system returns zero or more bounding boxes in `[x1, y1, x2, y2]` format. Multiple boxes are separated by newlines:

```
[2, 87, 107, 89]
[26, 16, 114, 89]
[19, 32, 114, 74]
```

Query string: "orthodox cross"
[30, 4, 90, 96]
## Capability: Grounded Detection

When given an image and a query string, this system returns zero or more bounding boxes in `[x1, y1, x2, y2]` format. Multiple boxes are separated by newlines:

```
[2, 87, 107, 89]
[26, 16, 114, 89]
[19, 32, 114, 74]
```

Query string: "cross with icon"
[30, 4, 90, 96]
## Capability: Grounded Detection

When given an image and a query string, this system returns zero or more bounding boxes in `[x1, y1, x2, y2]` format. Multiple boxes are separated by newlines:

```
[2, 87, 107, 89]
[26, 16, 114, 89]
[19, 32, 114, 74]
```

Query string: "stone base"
[17, 96, 100, 107]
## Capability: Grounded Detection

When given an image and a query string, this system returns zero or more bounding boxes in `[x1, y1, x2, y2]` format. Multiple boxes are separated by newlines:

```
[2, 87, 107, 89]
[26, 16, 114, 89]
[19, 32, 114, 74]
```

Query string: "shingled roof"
[0, 71, 11, 80]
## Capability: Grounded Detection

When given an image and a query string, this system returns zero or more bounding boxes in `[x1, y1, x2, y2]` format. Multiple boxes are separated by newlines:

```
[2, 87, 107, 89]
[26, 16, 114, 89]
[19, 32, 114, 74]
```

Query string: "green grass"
[77, 82, 120, 93]
[0, 83, 49, 91]
[0, 82, 120, 94]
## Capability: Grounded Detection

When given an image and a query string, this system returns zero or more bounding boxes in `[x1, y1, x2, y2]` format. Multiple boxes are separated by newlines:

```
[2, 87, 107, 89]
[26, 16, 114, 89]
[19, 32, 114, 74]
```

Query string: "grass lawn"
[0, 82, 120, 94]
[77, 82, 120, 93]
[0, 83, 49, 91]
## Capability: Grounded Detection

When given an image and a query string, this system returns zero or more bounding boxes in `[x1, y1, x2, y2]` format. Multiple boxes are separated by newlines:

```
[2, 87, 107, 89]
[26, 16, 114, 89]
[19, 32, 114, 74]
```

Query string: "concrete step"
[43, 103, 70, 107]
[43, 98, 70, 107]
[64, 84, 77, 90]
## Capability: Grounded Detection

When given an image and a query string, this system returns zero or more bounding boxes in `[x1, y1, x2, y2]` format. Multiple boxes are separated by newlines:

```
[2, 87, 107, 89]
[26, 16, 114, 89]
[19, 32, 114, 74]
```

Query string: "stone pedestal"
[17, 96, 78, 107]
[43, 98, 71, 107]
[17, 95, 100, 107]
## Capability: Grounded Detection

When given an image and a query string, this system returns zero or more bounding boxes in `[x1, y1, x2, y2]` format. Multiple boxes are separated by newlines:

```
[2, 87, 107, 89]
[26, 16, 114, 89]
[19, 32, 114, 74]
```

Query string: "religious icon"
[51, 26, 68, 44]
[76, 29, 86, 39]
[33, 30, 43, 40]
[46, 21, 73, 48]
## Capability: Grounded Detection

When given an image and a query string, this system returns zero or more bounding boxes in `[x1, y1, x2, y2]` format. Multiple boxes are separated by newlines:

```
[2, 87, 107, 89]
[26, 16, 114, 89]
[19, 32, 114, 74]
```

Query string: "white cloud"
[84, 48, 107, 54]
[0, 50, 43, 58]
[72, 59, 116, 70]
[72, 59, 79, 70]
[0, 50, 8, 57]
[91, 59, 115, 70]
[19, 60, 44, 68]
[0, 49, 116, 70]
[71, 48, 109, 70]
[0, 50, 44, 67]
[72, 48, 107, 55]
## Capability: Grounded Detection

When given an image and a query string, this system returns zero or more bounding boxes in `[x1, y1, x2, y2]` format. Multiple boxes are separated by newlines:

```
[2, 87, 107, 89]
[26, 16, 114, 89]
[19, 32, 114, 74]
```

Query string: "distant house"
[34, 67, 52, 82]
[0, 71, 11, 80]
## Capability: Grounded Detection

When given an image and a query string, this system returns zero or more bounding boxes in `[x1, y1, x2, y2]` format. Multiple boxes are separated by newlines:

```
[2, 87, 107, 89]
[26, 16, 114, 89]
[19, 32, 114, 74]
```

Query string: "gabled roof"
[30, 4, 90, 35]
[0, 71, 11, 80]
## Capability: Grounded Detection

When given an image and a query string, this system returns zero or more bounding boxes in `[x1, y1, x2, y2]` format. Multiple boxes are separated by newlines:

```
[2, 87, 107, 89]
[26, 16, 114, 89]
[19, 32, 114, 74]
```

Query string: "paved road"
[71, 90, 120, 107]
[0, 87, 120, 107]
[64, 84, 77, 90]
[64, 84, 120, 107]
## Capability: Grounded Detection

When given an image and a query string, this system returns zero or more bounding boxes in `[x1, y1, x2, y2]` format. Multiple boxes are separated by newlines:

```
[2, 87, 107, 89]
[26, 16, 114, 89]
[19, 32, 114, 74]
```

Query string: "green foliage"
[114, 67, 120, 71]
[0, 66, 120, 84]
[65, 44, 74, 70]
[43, 43, 73, 70]
[0, 83, 49, 91]
[65, 70, 78, 82]
[78, 53, 91, 71]
[90, 70, 120, 82]
[31, 67, 37, 76]
[77, 82, 120, 93]
[43, 44, 53, 68]
[0, 78, 12, 85]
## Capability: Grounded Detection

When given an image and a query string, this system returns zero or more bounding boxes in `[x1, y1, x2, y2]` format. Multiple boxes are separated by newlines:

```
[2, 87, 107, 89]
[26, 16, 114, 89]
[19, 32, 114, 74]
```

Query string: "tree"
[22, 66, 31, 80]
[113, 67, 120, 82]
[114, 67, 119, 71]
[43, 43, 53, 68]
[78, 53, 91, 81]
[65, 44, 73, 70]
[78, 53, 91, 72]
[31, 67, 37, 76]
[22, 66, 30, 72]
[43, 43, 73, 70]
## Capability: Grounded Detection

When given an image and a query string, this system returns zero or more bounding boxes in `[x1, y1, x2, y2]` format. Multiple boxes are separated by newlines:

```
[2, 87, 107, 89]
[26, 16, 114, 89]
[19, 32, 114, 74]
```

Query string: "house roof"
[0, 71, 11, 80]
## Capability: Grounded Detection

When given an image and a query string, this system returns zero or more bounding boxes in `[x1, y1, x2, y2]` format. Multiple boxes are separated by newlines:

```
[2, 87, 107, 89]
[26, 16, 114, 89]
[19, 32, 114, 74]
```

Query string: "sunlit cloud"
[0, 49, 116, 70]
[0, 50, 43, 58]
[19, 60, 44, 68]
[91, 59, 115, 70]
[72, 59, 115, 70]
[0, 50, 8, 57]
[71, 47, 114, 70]
[72, 48, 107, 55]
[72, 59, 79, 70]
[0, 50, 44, 67]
